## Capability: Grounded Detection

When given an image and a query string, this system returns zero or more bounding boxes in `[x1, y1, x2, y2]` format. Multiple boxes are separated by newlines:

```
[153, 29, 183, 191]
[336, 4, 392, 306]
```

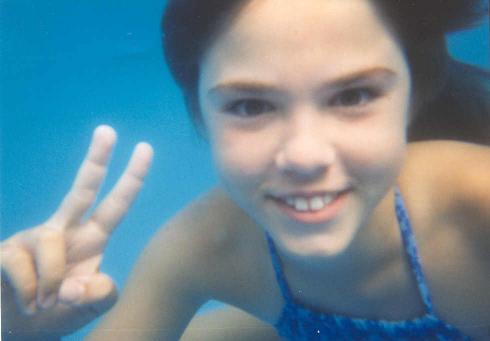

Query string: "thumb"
[59, 273, 118, 317]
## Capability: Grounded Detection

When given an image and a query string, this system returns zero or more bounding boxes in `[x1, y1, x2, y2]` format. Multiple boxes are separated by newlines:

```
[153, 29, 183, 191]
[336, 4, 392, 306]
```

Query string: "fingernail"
[59, 281, 85, 304]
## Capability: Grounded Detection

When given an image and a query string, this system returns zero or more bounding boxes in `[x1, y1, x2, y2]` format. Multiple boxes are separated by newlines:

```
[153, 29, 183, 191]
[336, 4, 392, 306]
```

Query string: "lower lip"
[270, 191, 349, 224]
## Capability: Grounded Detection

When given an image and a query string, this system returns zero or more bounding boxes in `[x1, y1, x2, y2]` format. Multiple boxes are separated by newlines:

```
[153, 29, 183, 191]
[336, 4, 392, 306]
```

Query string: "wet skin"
[199, 0, 410, 279]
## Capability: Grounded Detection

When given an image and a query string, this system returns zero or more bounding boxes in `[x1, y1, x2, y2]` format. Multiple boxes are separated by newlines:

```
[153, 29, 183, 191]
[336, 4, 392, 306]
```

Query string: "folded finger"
[90, 142, 153, 233]
[1, 242, 38, 314]
[33, 228, 66, 310]
[50, 125, 117, 228]
[59, 273, 118, 313]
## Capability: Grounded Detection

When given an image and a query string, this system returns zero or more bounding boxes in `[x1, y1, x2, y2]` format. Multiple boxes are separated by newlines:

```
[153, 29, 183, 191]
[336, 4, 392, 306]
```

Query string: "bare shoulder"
[402, 140, 490, 252]
[404, 140, 490, 215]
[404, 140, 490, 181]
[401, 141, 490, 338]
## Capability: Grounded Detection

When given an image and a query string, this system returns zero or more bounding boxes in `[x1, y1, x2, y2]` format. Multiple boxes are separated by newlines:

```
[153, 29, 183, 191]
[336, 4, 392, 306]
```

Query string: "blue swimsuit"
[265, 189, 471, 340]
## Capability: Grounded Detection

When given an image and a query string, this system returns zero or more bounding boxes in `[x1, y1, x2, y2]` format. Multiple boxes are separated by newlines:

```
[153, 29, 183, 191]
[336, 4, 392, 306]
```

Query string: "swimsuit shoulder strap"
[265, 189, 435, 314]
[394, 188, 435, 314]
[264, 232, 295, 304]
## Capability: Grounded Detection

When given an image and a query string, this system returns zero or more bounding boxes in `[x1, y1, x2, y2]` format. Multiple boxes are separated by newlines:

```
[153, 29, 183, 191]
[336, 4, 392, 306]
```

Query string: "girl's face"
[199, 0, 411, 258]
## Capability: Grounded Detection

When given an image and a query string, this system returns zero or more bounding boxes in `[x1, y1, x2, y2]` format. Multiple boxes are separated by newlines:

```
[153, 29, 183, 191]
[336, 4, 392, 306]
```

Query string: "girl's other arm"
[86, 190, 236, 340]
[86, 220, 205, 339]
[182, 305, 283, 341]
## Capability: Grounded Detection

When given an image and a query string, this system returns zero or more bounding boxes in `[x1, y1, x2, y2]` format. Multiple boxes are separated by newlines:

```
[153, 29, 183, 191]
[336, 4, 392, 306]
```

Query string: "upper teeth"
[284, 195, 335, 212]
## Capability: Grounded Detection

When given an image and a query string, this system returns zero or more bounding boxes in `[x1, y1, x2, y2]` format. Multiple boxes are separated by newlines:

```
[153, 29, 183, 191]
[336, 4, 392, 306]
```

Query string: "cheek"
[340, 107, 407, 186]
[350, 139, 405, 186]
[208, 122, 279, 184]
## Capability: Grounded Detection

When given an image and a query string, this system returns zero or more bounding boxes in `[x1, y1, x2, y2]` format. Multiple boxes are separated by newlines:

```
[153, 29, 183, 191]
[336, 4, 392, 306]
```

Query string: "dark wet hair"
[162, 0, 490, 144]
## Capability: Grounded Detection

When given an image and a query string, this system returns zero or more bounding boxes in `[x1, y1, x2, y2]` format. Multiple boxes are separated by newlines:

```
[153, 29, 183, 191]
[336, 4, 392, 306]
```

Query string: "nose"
[275, 112, 335, 181]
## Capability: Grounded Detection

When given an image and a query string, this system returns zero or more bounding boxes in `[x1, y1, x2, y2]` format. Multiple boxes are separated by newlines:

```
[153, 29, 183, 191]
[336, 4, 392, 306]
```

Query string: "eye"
[225, 99, 276, 117]
[330, 88, 379, 107]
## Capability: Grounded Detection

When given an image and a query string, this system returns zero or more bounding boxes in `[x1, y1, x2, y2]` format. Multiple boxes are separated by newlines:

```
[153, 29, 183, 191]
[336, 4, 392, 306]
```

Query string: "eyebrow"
[207, 67, 397, 97]
[208, 81, 283, 98]
[322, 67, 397, 89]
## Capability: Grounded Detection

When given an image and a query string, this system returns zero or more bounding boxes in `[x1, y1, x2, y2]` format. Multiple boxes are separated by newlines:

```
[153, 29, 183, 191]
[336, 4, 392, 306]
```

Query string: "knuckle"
[108, 194, 130, 210]
[69, 188, 97, 206]
[86, 157, 107, 173]
[8, 228, 36, 243]
[1, 253, 38, 297]
[19, 278, 38, 297]
[41, 266, 65, 287]
[125, 171, 144, 186]
[1, 245, 32, 269]
[37, 227, 63, 244]
[93, 196, 127, 221]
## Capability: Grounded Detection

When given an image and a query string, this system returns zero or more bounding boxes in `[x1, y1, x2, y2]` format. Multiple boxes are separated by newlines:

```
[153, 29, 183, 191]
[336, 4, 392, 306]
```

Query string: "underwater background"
[1, 0, 488, 339]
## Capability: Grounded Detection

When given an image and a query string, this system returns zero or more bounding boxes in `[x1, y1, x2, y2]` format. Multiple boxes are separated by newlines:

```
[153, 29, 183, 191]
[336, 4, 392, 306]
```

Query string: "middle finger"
[90, 142, 153, 234]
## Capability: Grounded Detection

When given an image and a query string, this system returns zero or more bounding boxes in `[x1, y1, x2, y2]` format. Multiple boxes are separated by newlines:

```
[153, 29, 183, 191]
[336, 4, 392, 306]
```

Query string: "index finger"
[48, 125, 117, 229]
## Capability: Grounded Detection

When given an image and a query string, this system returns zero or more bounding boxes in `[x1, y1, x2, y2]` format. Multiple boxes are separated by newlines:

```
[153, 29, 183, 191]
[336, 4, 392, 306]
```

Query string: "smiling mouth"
[269, 190, 348, 210]
[267, 189, 350, 223]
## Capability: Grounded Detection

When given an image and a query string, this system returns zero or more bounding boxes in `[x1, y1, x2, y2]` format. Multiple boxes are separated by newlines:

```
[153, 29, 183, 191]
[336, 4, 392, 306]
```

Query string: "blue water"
[1, 1, 488, 339]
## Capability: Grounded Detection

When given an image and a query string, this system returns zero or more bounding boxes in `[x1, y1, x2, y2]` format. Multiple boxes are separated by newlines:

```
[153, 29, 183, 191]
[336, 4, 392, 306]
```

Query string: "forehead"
[200, 0, 407, 85]
[230, 0, 390, 44]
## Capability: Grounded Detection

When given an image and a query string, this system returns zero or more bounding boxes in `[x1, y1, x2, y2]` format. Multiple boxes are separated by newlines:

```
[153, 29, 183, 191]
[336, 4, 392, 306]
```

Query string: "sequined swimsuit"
[265, 189, 471, 340]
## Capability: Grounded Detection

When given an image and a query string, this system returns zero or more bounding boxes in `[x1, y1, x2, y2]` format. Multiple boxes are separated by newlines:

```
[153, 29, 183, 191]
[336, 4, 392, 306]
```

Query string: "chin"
[260, 211, 360, 264]
[283, 224, 358, 259]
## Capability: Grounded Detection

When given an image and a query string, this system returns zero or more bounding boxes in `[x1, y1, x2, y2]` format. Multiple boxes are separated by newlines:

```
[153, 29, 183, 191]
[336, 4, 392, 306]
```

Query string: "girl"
[2, 0, 489, 340]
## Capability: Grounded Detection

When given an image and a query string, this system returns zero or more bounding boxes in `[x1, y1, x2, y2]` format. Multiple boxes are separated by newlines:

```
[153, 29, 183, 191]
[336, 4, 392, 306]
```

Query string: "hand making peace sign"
[1, 125, 153, 339]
